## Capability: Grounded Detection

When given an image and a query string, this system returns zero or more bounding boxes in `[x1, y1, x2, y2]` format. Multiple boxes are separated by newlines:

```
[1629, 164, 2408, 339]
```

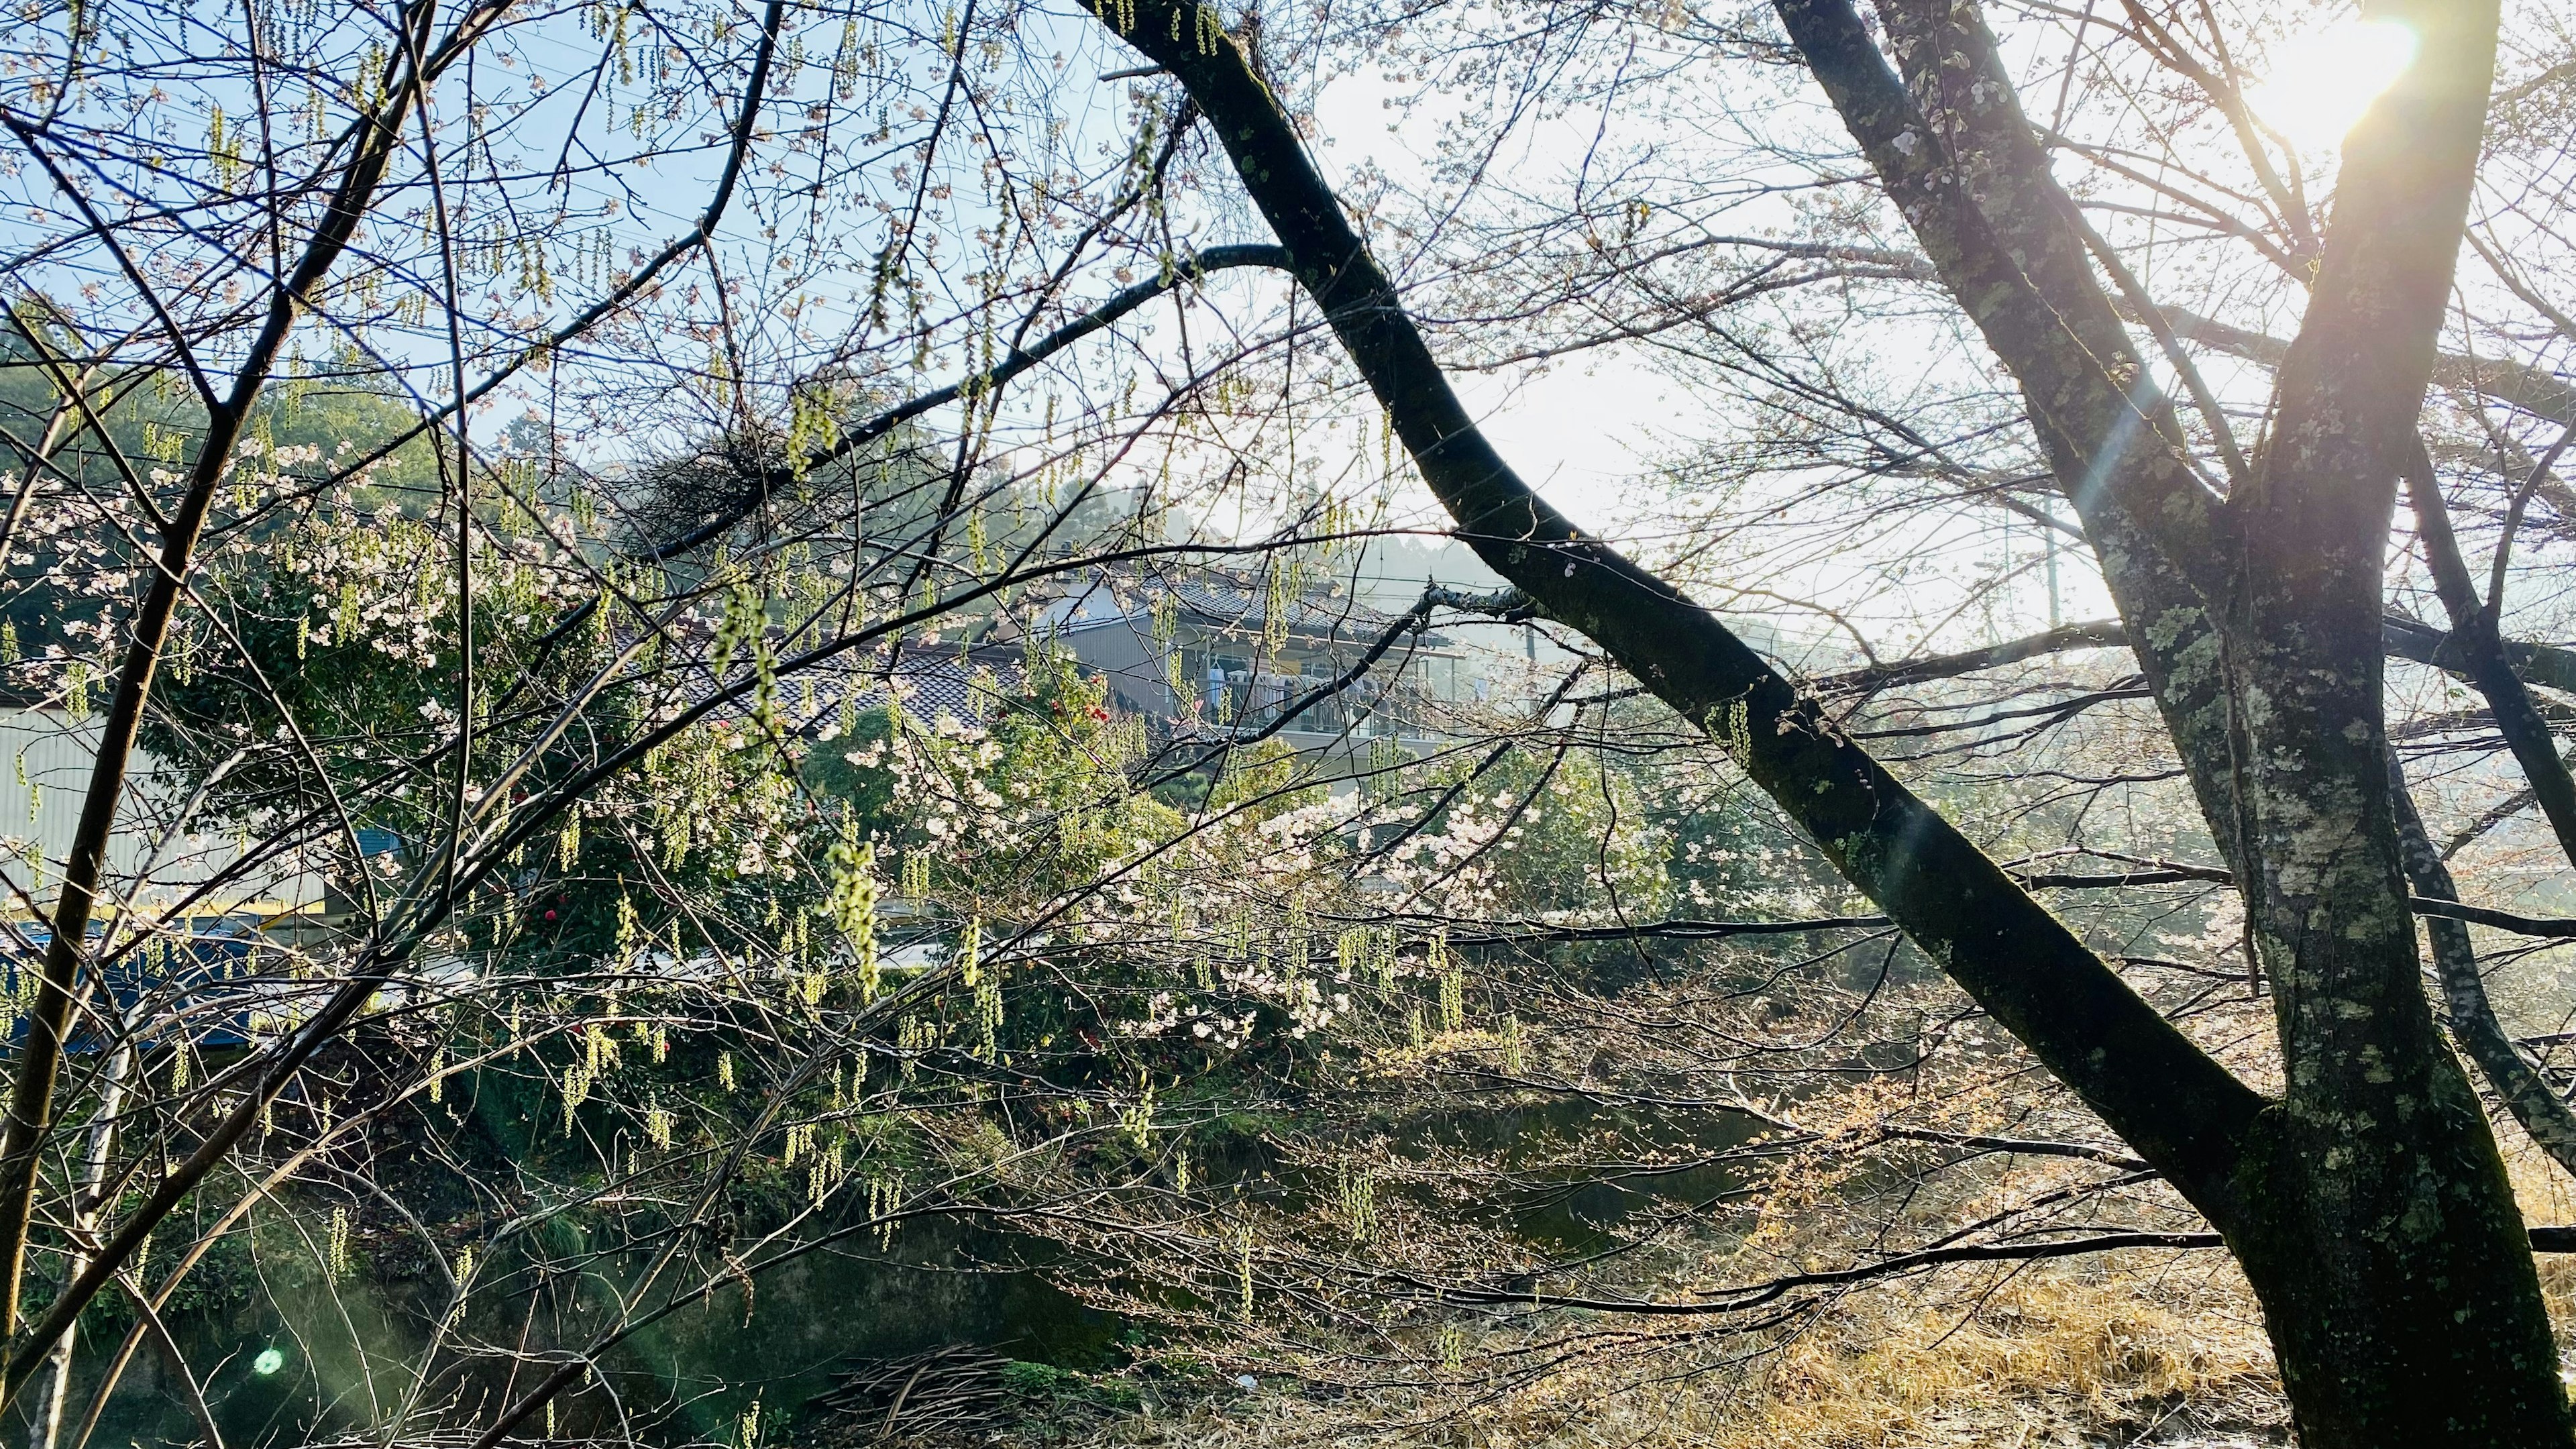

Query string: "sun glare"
[2244, 17, 2419, 155]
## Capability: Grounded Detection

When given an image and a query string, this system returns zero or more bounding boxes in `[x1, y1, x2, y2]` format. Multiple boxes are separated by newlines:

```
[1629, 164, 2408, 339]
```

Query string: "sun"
[2243, 16, 2419, 157]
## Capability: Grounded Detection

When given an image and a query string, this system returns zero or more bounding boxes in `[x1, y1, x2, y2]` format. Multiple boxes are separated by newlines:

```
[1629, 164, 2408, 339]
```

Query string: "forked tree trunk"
[1079, 0, 2576, 1440]
[1784, 0, 2571, 1436]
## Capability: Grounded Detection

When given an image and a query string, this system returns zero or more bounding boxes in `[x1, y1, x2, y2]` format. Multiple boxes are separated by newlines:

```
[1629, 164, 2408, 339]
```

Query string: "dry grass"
[1716, 1269, 2282, 1448]
[1670, 1124, 2576, 1448]
[1083, 1111, 2576, 1449]
[1090, 1258, 2284, 1449]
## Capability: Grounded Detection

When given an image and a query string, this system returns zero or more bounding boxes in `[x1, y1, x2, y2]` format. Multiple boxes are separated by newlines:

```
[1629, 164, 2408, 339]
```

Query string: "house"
[1024, 566, 1478, 777]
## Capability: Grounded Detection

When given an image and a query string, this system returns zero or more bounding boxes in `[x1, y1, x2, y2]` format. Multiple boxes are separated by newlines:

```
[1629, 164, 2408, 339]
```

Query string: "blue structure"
[3, 916, 270, 1050]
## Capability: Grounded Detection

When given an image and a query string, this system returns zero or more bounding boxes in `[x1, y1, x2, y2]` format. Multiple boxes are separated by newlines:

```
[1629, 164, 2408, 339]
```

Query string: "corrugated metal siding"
[0, 708, 325, 918]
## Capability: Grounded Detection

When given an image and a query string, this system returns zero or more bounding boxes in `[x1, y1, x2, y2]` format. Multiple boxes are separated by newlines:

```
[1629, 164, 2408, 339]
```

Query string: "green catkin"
[326, 1205, 354, 1279]
[1236, 1226, 1254, 1318]
[1434, 932, 1463, 1033]
[827, 832, 880, 1000]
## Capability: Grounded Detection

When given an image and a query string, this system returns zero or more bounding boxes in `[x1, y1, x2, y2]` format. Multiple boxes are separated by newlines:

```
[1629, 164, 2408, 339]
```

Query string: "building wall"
[0, 708, 325, 920]
[1055, 617, 1169, 717]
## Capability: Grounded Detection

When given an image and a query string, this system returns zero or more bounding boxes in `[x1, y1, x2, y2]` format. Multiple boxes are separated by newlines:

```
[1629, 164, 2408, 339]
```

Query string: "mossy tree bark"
[1083, 0, 2576, 1440]
[1792, 0, 2563, 1436]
